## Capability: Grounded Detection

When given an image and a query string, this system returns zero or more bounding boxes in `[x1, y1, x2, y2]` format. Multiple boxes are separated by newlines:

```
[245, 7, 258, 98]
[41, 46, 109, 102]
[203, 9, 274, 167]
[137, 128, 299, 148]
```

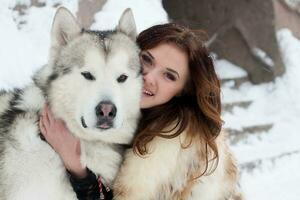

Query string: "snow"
[222, 29, 300, 199]
[0, 1, 299, 199]
[283, 0, 300, 11]
[251, 47, 275, 68]
[91, 0, 168, 33]
[215, 58, 248, 79]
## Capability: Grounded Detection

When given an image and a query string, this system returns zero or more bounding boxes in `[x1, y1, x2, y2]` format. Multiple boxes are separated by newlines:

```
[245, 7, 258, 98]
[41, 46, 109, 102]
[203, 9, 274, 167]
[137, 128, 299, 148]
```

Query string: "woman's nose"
[143, 71, 155, 86]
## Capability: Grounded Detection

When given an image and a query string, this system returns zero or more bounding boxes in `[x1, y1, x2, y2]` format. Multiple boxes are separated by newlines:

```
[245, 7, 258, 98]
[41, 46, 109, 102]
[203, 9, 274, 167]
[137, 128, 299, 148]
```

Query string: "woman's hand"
[39, 104, 87, 178]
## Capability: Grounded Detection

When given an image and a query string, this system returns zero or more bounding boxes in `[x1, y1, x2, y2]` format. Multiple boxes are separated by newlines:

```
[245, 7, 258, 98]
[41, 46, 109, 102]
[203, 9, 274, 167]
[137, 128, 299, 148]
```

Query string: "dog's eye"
[81, 72, 95, 81]
[117, 74, 128, 83]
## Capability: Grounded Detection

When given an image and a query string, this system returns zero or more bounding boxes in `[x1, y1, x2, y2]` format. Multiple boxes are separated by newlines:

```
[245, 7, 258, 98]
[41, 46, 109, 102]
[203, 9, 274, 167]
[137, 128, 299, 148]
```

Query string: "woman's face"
[140, 42, 189, 109]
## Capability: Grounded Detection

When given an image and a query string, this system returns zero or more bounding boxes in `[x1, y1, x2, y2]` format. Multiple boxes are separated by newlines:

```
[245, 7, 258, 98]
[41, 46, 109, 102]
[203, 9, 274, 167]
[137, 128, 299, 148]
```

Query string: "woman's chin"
[140, 98, 154, 109]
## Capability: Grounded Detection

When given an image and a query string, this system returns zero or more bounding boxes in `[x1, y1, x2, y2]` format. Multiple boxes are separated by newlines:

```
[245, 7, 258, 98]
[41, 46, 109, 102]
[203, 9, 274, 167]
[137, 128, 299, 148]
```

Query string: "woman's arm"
[39, 105, 105, 199]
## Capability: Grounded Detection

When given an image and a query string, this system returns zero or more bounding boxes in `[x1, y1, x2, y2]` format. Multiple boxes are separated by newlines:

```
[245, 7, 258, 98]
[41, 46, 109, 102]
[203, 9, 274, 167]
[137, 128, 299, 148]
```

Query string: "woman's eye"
[165, 72, 176, 81]
[140, 54, 153, 65]
[117, 74, 128, 83]
[81, 72, 95, 81]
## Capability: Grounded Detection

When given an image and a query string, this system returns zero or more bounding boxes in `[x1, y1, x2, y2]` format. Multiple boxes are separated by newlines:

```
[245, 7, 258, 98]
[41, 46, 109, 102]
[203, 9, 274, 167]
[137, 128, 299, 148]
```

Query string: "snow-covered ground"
[0, 1, 299, 199]
[217, 29, 300, 199]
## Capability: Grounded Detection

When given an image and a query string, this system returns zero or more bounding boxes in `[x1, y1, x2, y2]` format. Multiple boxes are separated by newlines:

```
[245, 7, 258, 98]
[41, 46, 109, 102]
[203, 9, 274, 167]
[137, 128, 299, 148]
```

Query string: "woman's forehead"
[148, 43, 188, 68]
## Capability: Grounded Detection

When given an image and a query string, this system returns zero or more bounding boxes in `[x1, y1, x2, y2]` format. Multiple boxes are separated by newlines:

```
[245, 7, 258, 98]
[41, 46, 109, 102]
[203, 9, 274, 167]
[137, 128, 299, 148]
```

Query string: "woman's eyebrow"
[166, 68, 180, 78]
[145, 51, 155, 60]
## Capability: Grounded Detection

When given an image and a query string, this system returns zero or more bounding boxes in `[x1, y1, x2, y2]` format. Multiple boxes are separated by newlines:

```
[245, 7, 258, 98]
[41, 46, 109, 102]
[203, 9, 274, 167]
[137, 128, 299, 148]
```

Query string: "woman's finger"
[42, 105, 50, 126]
[41, 108, 51, 130]
[75, 140, 81, 155]
[39, 116, 47, 136]
[45, 104, 55, 125]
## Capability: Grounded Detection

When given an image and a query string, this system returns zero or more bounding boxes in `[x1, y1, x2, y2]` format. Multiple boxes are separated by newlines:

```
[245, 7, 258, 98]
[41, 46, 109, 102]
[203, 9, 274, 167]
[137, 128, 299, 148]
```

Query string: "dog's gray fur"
[0, 7, 141, 199]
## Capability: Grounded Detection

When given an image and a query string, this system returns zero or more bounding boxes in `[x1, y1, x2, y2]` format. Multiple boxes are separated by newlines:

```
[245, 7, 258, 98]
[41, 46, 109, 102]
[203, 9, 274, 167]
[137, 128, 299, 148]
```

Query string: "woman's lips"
[143, 89, 154, 96]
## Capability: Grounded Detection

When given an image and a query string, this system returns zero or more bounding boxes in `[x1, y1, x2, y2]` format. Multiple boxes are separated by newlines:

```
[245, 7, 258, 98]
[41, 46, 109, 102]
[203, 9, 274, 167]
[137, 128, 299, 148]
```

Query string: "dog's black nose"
[96, 101, 117, 118]
[95, 101, 117, 129]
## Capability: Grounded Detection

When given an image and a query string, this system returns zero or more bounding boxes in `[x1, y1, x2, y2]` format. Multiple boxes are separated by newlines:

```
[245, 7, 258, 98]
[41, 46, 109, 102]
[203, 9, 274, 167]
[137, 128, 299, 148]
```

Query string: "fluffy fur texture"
[0, 7, 141, 200]
[113, 127, 243, 200]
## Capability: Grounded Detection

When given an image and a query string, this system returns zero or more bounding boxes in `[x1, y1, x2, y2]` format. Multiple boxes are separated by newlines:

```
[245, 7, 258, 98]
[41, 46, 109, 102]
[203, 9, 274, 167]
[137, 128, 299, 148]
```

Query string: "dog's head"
[36, 7, 142, 144]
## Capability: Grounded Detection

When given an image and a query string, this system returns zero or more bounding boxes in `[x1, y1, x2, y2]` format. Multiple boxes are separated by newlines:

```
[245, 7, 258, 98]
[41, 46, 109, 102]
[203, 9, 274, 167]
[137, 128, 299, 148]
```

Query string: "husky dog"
[0, 7, 141, 200]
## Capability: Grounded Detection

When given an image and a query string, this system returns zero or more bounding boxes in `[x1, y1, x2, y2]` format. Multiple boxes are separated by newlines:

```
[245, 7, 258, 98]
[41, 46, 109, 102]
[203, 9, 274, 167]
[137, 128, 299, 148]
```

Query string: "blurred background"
[0, 0, 300, 199]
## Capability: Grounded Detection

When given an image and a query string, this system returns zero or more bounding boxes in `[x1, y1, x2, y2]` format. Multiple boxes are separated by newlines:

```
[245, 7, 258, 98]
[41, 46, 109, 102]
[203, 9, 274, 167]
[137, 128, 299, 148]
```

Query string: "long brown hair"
[133, 23, 223, 177]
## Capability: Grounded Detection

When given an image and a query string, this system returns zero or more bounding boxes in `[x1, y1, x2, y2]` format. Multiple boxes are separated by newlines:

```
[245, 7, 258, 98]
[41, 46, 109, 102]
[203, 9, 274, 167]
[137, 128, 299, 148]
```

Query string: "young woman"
[40, 23, 240, 200]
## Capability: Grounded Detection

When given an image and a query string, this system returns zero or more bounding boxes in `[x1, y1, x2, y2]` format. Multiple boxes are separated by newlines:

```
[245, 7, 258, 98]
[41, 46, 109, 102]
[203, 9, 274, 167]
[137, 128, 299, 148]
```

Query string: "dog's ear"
[117, 8, 137, 40]
[51, 7, 81, 47]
